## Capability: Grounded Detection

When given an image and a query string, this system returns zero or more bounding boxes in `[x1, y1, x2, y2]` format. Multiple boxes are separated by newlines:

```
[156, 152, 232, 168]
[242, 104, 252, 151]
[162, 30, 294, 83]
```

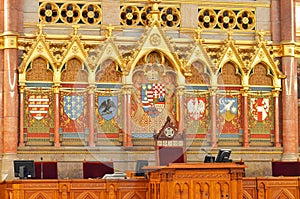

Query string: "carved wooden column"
[241, 88, 250, 147]
[19, 85, 25, 147]
[210, 89, 217, 146]
[52, 85, 60, 147]
[87, 85, 96, 147]
[273, 90, 281, 147]
[280, 0, 298, 160]
[122, 85, 133, 147]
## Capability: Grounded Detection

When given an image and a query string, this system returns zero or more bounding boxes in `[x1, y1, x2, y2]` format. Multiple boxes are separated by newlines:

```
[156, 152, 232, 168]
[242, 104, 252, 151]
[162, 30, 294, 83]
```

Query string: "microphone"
[201, 148, 215, 163]
[201, 148, 210, 154]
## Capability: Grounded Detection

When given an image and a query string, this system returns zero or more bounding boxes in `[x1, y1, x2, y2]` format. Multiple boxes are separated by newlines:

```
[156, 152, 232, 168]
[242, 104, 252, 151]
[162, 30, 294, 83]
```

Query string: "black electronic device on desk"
[215, 149, 232, 162]
[134, 160, 148, 177]
[202, 148, 215, 163]
[14, 160, 35, 179]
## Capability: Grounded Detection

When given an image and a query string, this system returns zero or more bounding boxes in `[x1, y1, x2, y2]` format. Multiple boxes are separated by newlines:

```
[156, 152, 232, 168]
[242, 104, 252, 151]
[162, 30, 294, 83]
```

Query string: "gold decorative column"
[19, 85, 25, 147]
[87, 85, 96, 147]
[52, 85, 61, 147]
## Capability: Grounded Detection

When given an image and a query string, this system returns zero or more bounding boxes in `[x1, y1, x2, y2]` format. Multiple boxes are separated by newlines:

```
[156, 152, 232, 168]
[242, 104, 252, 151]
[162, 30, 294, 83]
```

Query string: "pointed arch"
[125, 25, 184, 83]
[28, 192, 52, 199]
[122, 191, 145, 199]
[273, 188, 295, 199]
[19, 34, 56, 74]
[92, 39, 124, 73]
[186, 44, 216, 76]
[217, 42, 245, 77]
[76, 191, 99, 199]
[248, 43, 284, 88]
[59, 36, 89, 72]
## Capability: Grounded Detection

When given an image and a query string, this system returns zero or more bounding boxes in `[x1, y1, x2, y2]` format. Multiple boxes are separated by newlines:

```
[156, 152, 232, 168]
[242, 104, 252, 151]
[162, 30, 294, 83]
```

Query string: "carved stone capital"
[87, 85, 96, 94]
[52, 85, 61, 94]
[122, 85, 133, 95]
[281, 41, 295, 57]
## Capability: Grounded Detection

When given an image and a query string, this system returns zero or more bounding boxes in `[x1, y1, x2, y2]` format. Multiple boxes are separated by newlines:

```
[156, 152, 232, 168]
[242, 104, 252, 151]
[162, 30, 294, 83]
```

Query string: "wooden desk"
[144, 162, 246, 199]
[1, 179, 148, 199]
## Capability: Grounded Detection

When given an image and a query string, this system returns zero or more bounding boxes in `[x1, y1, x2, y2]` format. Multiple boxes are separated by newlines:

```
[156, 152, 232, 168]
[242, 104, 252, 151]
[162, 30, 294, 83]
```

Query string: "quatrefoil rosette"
[198, 9, 217, 29]
[161, 7, 180, 27]
[39, 2, 59, 23]
[60, 3, 81, 24]
[82, 4, 102, 25]
[120, 6, 140, 26]
[217, 10, 236, 29]
[237, 10, 255, 30]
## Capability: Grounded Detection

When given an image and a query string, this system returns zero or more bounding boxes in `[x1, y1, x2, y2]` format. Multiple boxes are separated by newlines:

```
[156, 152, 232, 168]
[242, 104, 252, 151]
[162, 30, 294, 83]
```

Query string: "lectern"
[144, 162, 246, 199]
[154, 116, 186, 166]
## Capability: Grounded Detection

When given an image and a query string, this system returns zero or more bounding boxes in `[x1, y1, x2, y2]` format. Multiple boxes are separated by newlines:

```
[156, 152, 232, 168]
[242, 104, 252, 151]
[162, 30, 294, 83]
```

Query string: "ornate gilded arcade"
[0, 0, 299, 179]
[15, 0, 288, 150]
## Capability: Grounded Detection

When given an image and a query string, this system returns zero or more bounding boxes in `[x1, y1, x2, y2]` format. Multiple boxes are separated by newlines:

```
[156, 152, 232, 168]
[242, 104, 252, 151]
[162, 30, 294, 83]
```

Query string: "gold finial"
[256, 31, 265, 42]
[148, 0, 162, 26]
[106, 24, 114, 38]
[227, 29, 233, 41]
[72, 25, 80, 35]
[37, 23, 45, 35]
[195, 27, 202, 40]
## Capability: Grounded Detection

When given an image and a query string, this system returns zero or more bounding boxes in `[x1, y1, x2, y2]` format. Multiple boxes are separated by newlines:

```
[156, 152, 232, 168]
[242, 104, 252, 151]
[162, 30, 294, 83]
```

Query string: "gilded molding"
[281, 43, 295, 57]
[0, 35, 3, 50]
[3, 35, 18, 49]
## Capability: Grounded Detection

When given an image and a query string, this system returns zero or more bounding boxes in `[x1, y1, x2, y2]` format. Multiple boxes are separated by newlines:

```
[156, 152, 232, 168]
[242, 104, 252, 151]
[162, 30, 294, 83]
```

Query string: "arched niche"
[249, 63, 273, 86]
[217, 62, 242, 86]
[130, 51, 177, 134]
[26, 57, 53, 82]
[61, 58, 88, 83]
[95, 59, 122, 83]
[185, 61, 211, 85]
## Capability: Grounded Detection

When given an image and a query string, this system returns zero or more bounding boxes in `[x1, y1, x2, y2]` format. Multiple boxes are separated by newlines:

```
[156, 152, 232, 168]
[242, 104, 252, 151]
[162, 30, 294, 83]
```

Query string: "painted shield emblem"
[141, 83, 165, 118]
[63, 95, 84, 120]
[250, 98, 269, 122]
[219, 98, 238, 122]
[98, 96, 118, 121]
[187, 97, 206, 120]
[28, 94, 49, 120]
